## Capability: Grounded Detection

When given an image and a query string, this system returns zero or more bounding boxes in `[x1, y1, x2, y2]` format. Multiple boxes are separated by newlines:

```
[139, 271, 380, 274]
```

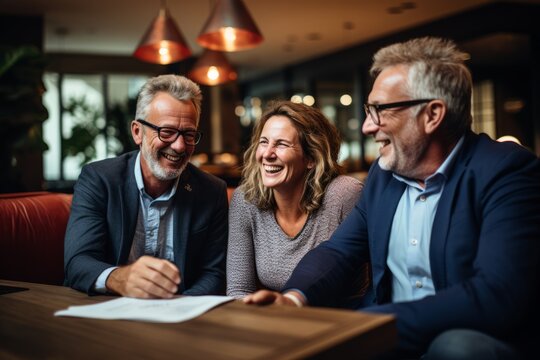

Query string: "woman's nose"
[262, 144, 276, 158]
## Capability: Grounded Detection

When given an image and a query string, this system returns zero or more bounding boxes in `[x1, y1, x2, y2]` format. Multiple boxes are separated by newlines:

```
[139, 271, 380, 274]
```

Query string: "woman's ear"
[424, 100, 446, 135]
[131, 120, 143, 145]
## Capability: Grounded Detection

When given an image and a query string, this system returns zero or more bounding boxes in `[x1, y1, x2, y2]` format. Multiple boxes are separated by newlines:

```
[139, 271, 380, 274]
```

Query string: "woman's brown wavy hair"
[240, 100, 343, 213]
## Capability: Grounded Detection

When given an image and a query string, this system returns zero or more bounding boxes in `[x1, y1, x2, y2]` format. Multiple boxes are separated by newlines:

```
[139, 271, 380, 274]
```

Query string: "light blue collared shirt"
[94, 152, 179, 292]
[387, 136, 464, 302]
[129, 152, 179, 262]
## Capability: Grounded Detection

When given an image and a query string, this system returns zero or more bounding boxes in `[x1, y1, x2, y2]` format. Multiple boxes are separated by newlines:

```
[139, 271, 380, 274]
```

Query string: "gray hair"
[371, 37, 472, 140]
[135, 75, 202, 125]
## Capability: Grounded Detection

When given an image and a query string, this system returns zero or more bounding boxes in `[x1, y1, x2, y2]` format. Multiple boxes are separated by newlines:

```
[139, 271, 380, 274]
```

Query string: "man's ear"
[424, 100, 446, 135]
[131, 120, 143, 145]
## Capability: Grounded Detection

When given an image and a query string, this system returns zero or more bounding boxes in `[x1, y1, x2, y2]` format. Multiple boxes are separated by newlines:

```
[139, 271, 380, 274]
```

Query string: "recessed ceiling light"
[306, 32, 322, 41]
[401, 2, 416, 10]
[387, 1, 417, 15]
[343, 21, 355, 31]
[387, 6, 402, 14]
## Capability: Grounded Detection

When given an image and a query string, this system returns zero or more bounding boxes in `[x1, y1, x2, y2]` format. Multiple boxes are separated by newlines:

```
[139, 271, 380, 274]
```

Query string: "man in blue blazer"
[65, 75, 228, 298]
[244, 37, 540, 358]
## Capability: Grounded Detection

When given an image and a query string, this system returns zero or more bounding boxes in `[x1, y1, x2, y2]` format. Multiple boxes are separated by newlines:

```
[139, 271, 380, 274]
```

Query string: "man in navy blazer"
[65, 75, 228, 298]
[245, 38, 540, 358]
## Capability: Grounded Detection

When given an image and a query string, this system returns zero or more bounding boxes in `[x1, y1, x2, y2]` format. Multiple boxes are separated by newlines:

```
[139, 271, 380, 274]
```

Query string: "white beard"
[140, 135, 187, 181]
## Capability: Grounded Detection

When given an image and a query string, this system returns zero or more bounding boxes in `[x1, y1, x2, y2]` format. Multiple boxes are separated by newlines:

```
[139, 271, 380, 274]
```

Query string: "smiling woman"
[255, 115, 310, 201]
[226, 100, 365, 300]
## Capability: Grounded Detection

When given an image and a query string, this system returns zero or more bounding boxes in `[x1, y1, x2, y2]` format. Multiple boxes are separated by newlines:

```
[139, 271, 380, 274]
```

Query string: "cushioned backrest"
[0, 192, 72, 285]
[227, 187, 235, 203]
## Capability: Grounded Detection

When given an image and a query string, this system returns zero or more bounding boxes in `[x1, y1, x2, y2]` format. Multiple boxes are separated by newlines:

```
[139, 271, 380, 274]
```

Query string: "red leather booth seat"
[0, 192, 72, 285]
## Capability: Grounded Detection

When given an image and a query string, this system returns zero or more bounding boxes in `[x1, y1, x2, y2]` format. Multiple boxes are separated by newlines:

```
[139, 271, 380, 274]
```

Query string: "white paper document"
[54, 295, 234, 323]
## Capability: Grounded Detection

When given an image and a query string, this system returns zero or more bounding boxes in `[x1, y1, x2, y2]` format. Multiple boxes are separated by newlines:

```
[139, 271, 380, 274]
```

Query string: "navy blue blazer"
[284, 132, 540, 354]
[64, 151, 228, 296]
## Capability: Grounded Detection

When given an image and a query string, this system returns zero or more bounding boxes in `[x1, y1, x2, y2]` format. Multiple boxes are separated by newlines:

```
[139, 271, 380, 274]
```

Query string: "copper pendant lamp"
[133, 0, 191, 64]
[197, 0, 263, 52]
[188, 50, 237, 86]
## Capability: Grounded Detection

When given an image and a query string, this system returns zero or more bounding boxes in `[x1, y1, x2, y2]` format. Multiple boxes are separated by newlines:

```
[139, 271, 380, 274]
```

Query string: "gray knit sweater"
[226, 175, 363, 298]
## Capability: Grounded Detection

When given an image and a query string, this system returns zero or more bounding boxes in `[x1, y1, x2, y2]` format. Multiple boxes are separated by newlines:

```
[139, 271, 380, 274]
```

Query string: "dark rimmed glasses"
[136, 119, 202, 145]
[364, 99, 435, 126]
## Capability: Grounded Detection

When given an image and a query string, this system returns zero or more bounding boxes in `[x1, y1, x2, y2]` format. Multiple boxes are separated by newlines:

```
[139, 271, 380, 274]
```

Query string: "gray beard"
[378, 130, 428, 179]
[139, 130, 189, 180]
[141, 145, 187, 181]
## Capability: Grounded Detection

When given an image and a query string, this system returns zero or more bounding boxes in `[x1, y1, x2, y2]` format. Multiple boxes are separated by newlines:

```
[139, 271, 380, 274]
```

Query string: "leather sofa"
[0, 189, 369, 298]
[0, 192, 72, 285]
[0, 189, 236, 286]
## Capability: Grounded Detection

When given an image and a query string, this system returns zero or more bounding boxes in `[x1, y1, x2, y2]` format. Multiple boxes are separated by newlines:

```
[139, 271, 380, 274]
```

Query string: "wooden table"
[0, 280, 396, 359]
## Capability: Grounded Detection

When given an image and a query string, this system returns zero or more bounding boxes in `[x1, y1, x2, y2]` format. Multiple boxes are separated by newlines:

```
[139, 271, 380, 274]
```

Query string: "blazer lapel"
[430, 133, 477, 290]
[118, 153, 140, 263]
[174, 168, 195, 292]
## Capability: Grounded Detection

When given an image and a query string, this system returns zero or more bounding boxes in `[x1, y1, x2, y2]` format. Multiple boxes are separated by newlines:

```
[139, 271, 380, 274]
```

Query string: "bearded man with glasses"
[65, 75, 228, 298]
[244, 37, 540, 359]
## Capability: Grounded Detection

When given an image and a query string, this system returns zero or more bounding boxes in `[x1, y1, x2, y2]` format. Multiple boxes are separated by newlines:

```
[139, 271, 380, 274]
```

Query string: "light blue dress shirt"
[387, 137, 464, 302]
[94, 152, 179, 292]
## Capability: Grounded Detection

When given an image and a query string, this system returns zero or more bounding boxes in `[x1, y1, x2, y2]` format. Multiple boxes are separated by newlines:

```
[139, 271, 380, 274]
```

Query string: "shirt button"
[410, 239, 418, 246]
[419, 195, 427, 202]
[149, 230, 154, 237]
[415, 280, 423, 288]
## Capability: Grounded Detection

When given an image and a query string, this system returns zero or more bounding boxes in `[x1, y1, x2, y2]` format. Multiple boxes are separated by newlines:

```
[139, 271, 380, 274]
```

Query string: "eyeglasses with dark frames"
[364, 99, 435, 126]
[136, 119, 202, 145]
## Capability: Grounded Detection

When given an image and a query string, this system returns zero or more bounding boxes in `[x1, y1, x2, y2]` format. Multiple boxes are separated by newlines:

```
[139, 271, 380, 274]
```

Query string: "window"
[42, 73, 148, 187]
[472, 80, 496, 139]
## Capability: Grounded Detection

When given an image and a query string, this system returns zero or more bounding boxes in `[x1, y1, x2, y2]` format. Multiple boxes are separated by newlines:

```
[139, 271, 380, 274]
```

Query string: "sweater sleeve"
[226, 189, 259, 298]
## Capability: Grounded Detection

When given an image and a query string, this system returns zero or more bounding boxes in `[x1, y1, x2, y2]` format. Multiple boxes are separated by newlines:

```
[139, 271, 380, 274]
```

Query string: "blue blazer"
[284, 132, 540, 354]
[64, 151, 228, 296]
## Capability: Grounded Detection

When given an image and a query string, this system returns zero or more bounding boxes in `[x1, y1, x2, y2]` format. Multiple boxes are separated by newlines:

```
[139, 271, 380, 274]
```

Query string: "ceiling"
[2, 0, 538, 77]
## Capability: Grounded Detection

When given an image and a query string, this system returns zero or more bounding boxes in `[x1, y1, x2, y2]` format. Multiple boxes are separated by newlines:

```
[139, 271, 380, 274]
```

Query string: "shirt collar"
[435, 135, 465, 180]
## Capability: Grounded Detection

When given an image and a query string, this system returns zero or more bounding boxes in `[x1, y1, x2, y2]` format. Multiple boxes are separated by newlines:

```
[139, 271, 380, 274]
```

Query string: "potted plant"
[0, 45, 48, 192]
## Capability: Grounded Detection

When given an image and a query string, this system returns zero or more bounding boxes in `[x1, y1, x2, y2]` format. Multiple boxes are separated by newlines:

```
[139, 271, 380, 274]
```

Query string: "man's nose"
[362, 113, 379, 135]
[169, 134, 187, 151]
